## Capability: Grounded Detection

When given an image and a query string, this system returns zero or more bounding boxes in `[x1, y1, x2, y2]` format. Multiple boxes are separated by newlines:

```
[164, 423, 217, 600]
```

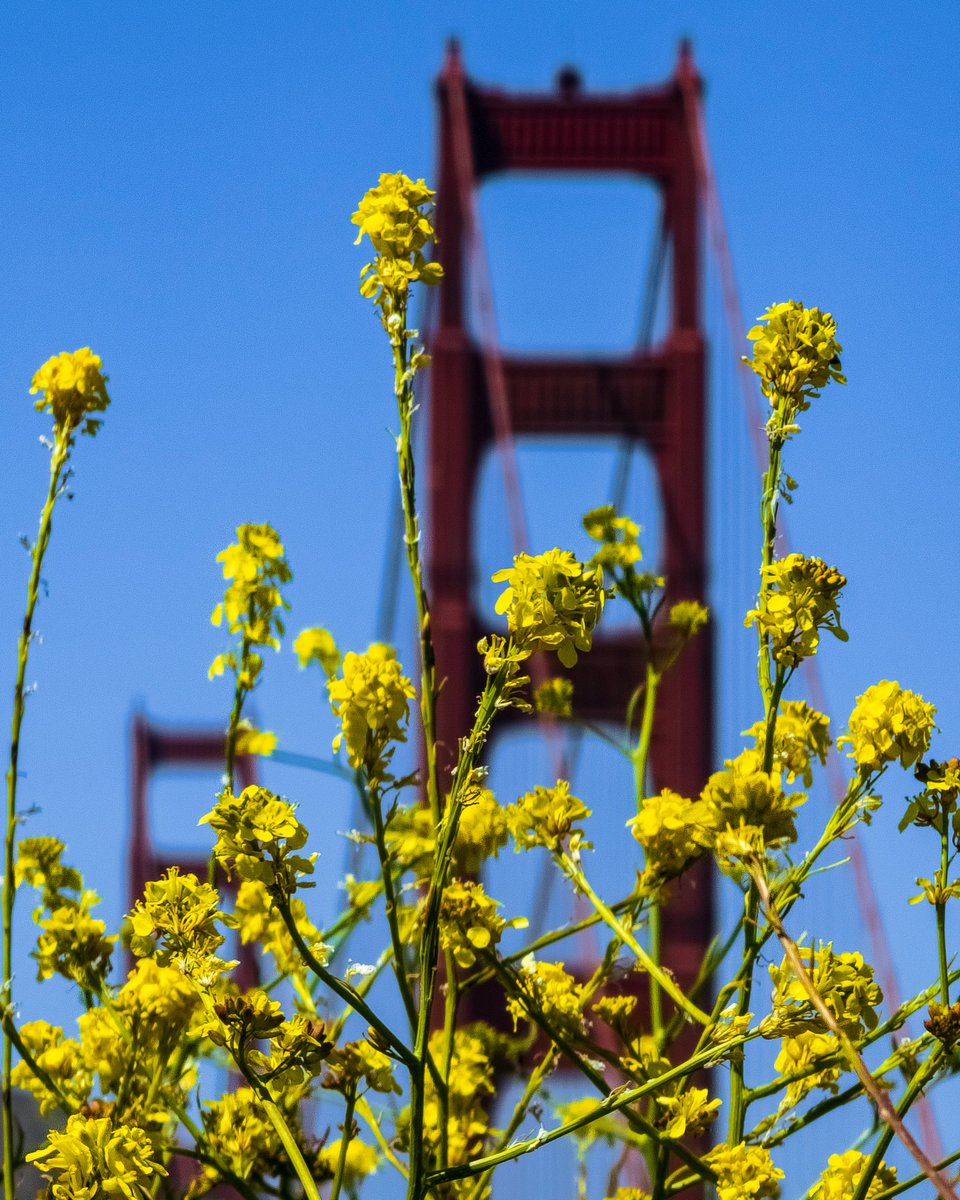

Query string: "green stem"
[874, 1147, 960, 1199]
[937, 824, 951, 1006]
[649, 900, 663, 1040]
[4, 433, 69, 1200]
[369, 783, 418, 1032]
[558, 851, 710, 1026]
[632, 664, 659, 808]
[727, 886, 759, 1142]
[329, 1086, 357, 1200]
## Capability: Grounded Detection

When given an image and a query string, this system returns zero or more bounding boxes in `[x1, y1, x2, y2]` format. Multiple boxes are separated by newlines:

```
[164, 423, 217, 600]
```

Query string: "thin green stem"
[874, 1147, 960, 1199]
[329, 1086, 357, 1200]
[727, 886, 759, 1142]
[4, 433, 69, 1200]
[369, 784, 418, 1032]
[937, 824, 951, 1006]
[632, 664, 660, 808]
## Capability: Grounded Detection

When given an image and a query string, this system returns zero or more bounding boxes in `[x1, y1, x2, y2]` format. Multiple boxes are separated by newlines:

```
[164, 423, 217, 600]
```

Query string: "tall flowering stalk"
[3, 349, 109, 1199]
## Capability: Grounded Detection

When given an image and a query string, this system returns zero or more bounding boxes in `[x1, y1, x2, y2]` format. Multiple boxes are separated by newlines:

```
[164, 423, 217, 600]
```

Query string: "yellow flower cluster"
[667, 599, 710, 640]
[27, 1113, 166, 1200]
[317, 1139, 378, 1185]
[455, 788, 509, 875]
[198, 1087, 283, 1185]
[438, 879, 527, 969]
[328, 643, 416, 778]
[128, 866, 233, 981]
[773, 1030, 840, 1106]
[743, 700, 831, 786]
[838, 680, 936, 771]
[352, 172, 443, 308]
[507, 779, 592, 854]
[324, 1038, 400, 1095]
[200, 784, 313, 893]
[15, 836, 82, 904]
[493, 549, 605, 668]
[704, 1141, 784, 1200]
[583, 505, 642, 570]
[744, 300, 845, 414]
[534, 676, 574, 718]
[11, 1021, 89, 1115]
[768, 942, 882, 1038]
[117, 957, 198, 1034]
[507, 959, 585, 1041]
[293, 626, 341, 676]
[414, 1026, 496, 1186]
[655, 1087, 721, 1138]
[810, 1150, 897, 1200]
[694, 752, 805, 857]
[629, 788, 701, 891]
[30, 347, 110, 440]
[745, 554, 847, 668]
[210, 523, 291, 678]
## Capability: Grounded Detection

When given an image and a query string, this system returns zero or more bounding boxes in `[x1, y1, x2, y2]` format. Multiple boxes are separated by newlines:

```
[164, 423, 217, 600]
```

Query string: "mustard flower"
[78, 1007, 127, 1095]
[200, 784, 313, 893]
[293, 625, 341, 676]
[200, 1087, 283, 1183]
[352, 172, 443, 308]
[318, 1139, 378, 1185]
[693, 751, 805, 853]
[128, 866, 234, 980]
[742, 700, 831, 785]
[583, 505, 642, 570]
[767, 942, 882, 1038]
[210, 522, 291, 655]
[30, 347, 110, 440]
[704, 1141, 783, 1200]
[655, 1087, 721, 1138]
[744, 300, 845, 415]
[15, 836, 82, 907]
[454, 787, 509, 875]
[507, 779, 592, 854]
[838, 680, 936, 771]
[810, 1150, 897, 1200]
[493, 549, 605, 667]
[27, 1113, 166, 1200]
[234, 878, 329, 976]
[438, 879, 527, 969]
[629, 788, 702, 888]
[745, 554, 847, 667]
[774, 1030, 841, 1105]
[324, 1039, 400, 1095]
[327, 643, 416, 777]
[620, 1033, 671, 1084]
[668, 600, 710, 640]
[11, 1021, 89, 1115]
[534, 676, 574, 718]
[116, 957, 199, 1033]
[924, 999, 960, 1049]
[507, 959, 585, 1040]
[33, 904, 115, 989]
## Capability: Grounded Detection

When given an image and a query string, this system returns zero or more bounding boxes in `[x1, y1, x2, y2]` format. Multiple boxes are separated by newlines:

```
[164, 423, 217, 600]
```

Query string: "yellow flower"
[767, 942, 882, 1038]
[583, 505, 642, 570]
[493, 549, 604, 667]
[128, 866, 234, 980]
[353, 172, 443, 307]
[668, 600, 709, 639]
[655, 1087, 720, 1138]
[744, 300, 845, 415]
[742, 700, 831, 785]
[325, 1039, 400, 1095]
[233, 720, 277, 757]
[838, 680, 936, 771]
[318, 1138, 378, 1184]
[33, 904, 115, 989]
[30, 347, 110, 439]
[629, 788, 702, 890]
[234, 878, 329, 976]
[774, 1030, 841, 1105]
[200, 1087, 282, 1183]
[507, 779, 592, 854]
[810, 1150, 897, 1200]
[454, 788, 509, 875]
[15, 836, 82, 906]
[210, 522, 291, 653]
[11, 1021, 89, 1115]
[27, 1113, 166, 1200]
[745, 554, 847, 667]
[438, 879, 527, 969]
[693, 751, 805, 853]
[116, 957, 199, 1033]
[506, 959, 585, 1040]
[704, 1141, 783, 1200]
[533, 676, 574, 718]
[200, 785, 313, 893]
[328, 643, 416, 777]
[293, 626, 341, 676]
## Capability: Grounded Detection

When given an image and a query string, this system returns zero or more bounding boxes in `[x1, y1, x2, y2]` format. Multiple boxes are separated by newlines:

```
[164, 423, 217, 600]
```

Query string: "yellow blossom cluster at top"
[692, 750, 805, 863]
[774, 1030, 841, 1106]
[200, 784, 314, 894]
[507, 779, 592, 854]
[629, 788, 702, 893]
[583, 505, 642, 570]
[838, 680, 936, 771]
[704, 1141, 783, 1200]
[327, 643, 416, 779]
[493, 549, 605, 668]
[438, 878, 527, 969]
[210, 523, 291, 656]
[507, 958, 585, 1041]
[293, 626, 341, 676]
[744, 300, 845, 416]
[767, 941, 882, 1039]
[742, 700, 831, 786]
[352, 172, 443, 308]
[745, 554, 847, 668]
[30, 347, 110, 440]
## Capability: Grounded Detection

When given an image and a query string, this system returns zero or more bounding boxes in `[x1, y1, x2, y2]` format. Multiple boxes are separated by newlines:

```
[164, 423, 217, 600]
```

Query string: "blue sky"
[1, 0, 959, 1188]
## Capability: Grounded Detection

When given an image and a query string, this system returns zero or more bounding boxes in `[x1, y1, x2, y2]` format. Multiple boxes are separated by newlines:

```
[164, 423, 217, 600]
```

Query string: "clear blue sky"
[1, 1, 958, 1189]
